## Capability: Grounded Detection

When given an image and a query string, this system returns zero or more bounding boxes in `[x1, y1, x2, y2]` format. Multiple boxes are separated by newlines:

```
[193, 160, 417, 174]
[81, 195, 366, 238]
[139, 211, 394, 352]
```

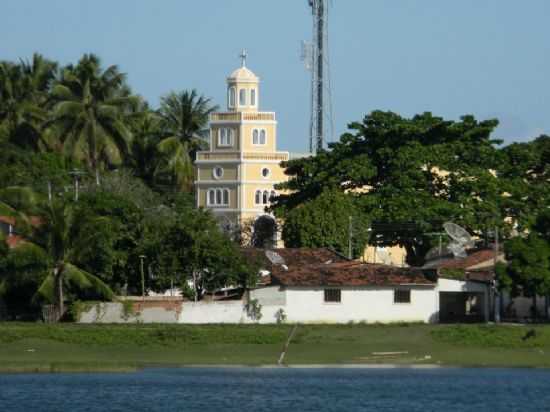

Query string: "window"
[255, 190, 261, 204]
[228, 87, 236, 108]
[270, 190, 276, 201]
[252, 129, 267, 145]
[207, 188, 230, 207]
[250, 89, 256, 106]
[218, 128, 233, 146]
[213, 166, 224, 179]
[261, 167, 270, 178]
[239, 89, 246, 106]
[394, 289, 411, 304]
[324, 289, 341, 303]
[262, 190, 269, 204]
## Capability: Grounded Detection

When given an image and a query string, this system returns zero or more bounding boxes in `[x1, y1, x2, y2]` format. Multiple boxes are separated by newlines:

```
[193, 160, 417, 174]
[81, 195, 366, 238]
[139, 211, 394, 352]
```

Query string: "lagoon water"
[1, 367, 550, 411]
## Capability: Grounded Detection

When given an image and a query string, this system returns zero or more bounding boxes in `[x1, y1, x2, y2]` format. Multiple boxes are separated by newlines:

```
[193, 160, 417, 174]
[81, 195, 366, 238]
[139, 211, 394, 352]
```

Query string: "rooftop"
[271, 261, 435, 287]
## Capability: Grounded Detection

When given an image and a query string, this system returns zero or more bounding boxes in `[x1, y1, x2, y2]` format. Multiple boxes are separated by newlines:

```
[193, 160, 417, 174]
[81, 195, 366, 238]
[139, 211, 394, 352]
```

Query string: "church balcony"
[243, 153, 288, 162]
[196, 152, 240, 161]
[210, 112, 276, 122]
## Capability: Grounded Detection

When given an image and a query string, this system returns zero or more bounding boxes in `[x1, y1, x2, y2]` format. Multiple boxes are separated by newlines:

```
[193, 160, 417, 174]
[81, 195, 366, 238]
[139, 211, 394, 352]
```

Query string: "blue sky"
[3, 0, 549, 152]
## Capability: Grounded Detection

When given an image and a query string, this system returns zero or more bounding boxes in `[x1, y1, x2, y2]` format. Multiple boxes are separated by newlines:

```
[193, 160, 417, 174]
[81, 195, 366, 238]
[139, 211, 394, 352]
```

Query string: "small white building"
[243, 248, 491, 324]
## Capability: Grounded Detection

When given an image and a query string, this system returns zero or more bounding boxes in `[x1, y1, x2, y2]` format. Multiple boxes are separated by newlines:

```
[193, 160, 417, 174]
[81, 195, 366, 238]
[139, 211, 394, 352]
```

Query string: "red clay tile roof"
[271, 261, 435, 287]
[241, 248, 346, 270]
[430, 249, 498, 270]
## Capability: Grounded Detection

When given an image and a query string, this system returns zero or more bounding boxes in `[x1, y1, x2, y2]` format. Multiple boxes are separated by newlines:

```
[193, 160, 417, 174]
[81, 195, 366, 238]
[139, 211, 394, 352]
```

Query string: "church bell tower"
[195, 52, 289, 244]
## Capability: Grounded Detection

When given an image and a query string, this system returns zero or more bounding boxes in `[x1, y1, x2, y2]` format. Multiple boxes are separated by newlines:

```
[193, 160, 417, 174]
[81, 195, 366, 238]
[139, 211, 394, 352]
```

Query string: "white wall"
[282, 286, 438, 324]
[437, 278, 487, 293]
[78, 302, 181, 323]
[77, 281, 496, 324]
[177, 300, 285, 324]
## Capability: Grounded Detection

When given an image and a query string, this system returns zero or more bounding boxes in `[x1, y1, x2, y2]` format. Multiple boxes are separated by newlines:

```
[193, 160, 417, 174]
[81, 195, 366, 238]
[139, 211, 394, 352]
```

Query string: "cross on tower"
[239, 49, 247, 67]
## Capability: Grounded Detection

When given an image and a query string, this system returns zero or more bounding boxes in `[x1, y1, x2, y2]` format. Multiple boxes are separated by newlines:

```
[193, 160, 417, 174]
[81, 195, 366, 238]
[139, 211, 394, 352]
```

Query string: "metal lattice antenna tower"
[305, 0, 333, 154]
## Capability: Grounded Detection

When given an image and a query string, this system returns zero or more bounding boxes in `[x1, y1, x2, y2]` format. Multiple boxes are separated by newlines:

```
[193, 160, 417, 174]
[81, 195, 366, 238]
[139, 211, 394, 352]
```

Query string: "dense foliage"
[273, 111, 549, 266]
[0, 53, 253, 320]
[282, 189, 370, 258]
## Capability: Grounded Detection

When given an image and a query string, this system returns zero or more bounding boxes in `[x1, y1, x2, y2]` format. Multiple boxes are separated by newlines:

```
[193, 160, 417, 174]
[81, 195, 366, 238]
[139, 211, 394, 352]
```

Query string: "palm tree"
[49, 54, 138, 185]
[126, 105, 162, 185]
[32, 200, 114, 319]
[156, 90, 218, 191]
[0, 54, 57, 151]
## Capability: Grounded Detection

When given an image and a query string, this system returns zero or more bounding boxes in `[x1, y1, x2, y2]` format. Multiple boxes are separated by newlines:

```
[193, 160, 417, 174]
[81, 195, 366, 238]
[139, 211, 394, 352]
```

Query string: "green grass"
[1, 323, 550, 372]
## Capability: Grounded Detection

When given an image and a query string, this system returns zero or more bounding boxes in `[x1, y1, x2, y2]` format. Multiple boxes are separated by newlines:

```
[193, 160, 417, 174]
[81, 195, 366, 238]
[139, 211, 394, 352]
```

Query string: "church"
[195, 54, 289, 246]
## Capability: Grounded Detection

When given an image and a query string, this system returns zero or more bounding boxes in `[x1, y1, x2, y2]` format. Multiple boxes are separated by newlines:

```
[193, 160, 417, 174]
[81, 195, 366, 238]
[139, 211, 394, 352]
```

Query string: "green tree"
[0, 54, 57, 151]
[156, 90, 218, 191]
[160, 206, 256, 300]
[126, 108, 162, 186]
[282, 189, 370, 258]
[499, 135, 550, 231]
[496, 234, 550, 318]
[273, 111, 504, 265]
[49, 54, 138, 184]
[31, 200, 114, 319]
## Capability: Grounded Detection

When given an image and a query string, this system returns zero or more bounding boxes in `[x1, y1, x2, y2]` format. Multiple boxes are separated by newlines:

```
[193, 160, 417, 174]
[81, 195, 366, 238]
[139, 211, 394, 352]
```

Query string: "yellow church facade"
[195, 57, 289, 240]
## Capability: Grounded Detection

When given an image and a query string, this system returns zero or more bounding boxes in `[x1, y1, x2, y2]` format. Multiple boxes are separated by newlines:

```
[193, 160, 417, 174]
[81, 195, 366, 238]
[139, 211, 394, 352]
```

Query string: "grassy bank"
[1, 323, 550, 372]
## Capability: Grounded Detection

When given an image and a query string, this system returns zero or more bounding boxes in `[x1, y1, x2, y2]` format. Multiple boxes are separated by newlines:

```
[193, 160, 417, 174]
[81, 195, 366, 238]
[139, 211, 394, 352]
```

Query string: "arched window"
[216, 189, 222, 205]
[253, 129, 259, 145]
[262, 190, 269, 204]
[228, 87, 236, 108]
[239, 89, 246, 106]
[260, 129, 266, 145]
[219, 128, 233, 146]
[250, 89, 256, 106]
[208, 189, 215, 205]
[255, 190, 261, 204]
[222, 189, 229, 205]
[270, 190, 276, 201]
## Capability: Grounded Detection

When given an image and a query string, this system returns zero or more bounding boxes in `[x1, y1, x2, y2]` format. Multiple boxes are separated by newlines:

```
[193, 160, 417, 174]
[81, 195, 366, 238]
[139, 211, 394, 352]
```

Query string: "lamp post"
[68, 169, 86, 201]
[139, 255, 146, 300]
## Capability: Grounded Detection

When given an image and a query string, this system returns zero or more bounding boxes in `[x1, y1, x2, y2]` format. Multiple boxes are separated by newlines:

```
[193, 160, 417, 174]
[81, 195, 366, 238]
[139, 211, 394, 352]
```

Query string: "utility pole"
[139, 255, 146, 300]
[348, 215, 353, 260]
[47, 181, 52, 203]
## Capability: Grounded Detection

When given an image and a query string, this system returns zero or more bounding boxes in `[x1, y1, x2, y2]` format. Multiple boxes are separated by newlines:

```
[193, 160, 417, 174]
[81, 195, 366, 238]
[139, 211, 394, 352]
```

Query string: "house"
[245, 248, 491, 324]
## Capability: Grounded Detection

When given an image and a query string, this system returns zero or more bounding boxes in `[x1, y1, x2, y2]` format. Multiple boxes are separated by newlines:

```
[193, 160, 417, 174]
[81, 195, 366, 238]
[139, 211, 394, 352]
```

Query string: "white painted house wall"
[281, 286, 438, 324]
